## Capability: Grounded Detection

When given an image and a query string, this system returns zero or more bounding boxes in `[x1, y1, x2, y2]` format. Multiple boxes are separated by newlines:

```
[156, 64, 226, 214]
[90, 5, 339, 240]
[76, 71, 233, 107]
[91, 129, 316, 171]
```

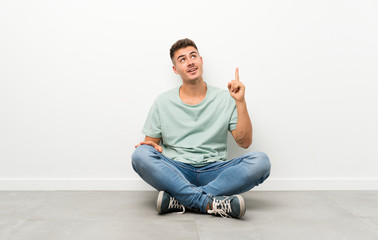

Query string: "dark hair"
[170, 38, 199, 63]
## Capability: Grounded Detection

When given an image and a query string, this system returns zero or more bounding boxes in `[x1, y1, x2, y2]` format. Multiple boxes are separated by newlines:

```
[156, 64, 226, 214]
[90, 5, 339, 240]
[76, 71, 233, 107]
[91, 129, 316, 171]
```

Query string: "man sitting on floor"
[132, 38, 271, 219]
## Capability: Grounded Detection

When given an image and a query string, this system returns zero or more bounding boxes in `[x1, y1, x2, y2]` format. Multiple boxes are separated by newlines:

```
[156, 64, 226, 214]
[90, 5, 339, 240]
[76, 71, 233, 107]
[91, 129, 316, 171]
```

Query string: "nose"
[187, 57, 194, 66]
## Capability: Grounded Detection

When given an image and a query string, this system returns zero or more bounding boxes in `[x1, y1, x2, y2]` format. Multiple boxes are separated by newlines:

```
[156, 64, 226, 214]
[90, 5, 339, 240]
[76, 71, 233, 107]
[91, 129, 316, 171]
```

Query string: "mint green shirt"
[142, 84, 238, 167]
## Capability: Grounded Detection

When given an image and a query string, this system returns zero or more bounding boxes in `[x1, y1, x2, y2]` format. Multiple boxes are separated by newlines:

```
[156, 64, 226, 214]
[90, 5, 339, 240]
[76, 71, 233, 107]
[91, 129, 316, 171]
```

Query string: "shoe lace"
[168, 197, 185, 214]
[207, 197, 232, 218]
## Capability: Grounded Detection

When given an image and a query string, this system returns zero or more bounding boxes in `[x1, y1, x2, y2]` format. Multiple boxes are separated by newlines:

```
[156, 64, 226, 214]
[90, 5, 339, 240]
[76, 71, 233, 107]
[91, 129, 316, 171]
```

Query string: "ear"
[172, 65, 179, 74]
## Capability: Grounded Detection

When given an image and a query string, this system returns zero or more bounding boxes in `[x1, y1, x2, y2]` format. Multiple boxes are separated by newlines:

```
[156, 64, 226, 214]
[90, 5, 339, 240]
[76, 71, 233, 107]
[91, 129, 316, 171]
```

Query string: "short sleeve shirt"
[142, 84, 237, 167]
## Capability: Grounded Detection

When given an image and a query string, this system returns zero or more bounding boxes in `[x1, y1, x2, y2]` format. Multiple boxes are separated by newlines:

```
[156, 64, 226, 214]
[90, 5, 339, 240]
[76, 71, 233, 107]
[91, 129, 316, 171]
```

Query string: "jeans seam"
[158, 153, 203, 194]
[157, 152, 197, 172]
[197, 157, 244, 173]
[167, 159, 196, 172]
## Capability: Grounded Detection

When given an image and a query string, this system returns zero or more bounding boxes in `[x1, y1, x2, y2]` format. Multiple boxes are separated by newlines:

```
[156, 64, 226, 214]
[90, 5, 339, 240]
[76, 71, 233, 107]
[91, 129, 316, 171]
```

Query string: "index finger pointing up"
[235, 67, 239, 81]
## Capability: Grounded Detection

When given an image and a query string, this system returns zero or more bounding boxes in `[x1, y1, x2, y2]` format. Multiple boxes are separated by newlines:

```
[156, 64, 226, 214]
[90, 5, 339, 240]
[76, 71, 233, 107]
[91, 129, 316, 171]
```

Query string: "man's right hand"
[135, 136, 163, 153]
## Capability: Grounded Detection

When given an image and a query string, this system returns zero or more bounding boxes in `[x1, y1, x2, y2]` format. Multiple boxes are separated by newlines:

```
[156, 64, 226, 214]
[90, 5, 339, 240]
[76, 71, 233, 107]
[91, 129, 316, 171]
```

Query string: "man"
[132, 38, 270, 219]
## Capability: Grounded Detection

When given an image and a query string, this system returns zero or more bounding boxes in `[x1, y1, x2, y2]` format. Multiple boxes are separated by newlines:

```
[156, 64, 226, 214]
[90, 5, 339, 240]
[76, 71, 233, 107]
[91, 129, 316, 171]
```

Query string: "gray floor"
[0, 191, 378, 240]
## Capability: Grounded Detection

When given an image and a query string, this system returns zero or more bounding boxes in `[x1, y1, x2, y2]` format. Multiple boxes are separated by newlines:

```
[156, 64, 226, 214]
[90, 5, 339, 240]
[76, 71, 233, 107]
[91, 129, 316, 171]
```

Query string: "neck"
[179, 80, 207, 105]
[180, 79, 207, 98]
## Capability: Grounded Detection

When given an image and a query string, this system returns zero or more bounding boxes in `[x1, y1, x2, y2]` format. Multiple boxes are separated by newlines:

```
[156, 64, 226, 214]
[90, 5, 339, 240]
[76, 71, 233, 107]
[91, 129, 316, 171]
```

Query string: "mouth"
[187, 67, 198, 74]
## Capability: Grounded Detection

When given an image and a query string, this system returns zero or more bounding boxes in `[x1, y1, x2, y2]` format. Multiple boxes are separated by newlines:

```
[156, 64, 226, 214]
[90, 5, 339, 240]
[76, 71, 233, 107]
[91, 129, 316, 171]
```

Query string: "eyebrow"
[177, 51, 198, 61]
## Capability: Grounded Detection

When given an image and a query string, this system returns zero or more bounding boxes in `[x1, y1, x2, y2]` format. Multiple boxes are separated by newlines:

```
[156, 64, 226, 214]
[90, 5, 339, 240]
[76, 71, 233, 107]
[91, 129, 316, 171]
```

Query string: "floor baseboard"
[0, 178, 377, 190]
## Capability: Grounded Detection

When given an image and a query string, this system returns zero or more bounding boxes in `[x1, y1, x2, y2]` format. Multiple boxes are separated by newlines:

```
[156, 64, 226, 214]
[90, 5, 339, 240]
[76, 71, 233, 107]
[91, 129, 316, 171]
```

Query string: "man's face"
[172, 46, 203, 83]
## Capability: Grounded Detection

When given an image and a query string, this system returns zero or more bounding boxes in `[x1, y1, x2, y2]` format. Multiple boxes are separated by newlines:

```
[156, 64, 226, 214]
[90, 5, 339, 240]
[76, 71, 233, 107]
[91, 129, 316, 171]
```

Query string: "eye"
[191, 55, 197, 58]
[180, 58, 185, 62]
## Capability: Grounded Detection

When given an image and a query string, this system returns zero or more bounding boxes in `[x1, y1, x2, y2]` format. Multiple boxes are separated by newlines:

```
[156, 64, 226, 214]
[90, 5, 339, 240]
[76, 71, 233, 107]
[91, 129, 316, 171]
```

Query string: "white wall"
[1, 0, 377, 190]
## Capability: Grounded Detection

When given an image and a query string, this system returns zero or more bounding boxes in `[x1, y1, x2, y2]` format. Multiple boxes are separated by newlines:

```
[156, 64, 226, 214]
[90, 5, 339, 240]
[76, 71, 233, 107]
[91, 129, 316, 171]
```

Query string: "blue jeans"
[132, 145, 271, 213]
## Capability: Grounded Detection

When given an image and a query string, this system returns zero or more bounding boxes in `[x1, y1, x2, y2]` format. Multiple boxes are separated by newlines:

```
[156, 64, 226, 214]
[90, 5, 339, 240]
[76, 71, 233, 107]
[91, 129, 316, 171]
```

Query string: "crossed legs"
[132, 145, 271, 213]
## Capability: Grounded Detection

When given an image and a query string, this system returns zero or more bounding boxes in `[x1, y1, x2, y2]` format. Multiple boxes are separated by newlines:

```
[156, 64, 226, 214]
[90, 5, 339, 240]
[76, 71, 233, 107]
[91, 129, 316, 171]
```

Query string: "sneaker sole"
[235, 195, 246, 218]
[156, 191, 164, 213]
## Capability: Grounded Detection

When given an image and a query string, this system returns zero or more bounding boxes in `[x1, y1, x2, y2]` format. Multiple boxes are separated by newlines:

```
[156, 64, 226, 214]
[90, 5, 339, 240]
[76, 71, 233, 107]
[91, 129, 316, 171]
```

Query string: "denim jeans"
[132, 144, 271, 213]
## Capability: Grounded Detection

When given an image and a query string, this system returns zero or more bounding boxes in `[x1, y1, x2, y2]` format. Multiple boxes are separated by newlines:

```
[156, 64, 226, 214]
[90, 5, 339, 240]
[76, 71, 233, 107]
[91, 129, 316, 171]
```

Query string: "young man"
[132, 38, 270, 219]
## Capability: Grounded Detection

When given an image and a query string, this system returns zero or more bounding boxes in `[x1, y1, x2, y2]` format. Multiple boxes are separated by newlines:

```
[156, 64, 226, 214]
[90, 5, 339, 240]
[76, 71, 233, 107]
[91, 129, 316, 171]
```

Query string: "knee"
[131, 145, 155, 171]
[240, 151, 271, 189]
[256, 151, 271, 167]
[246, 151, 271, 176]
[256, 151, 271, 174]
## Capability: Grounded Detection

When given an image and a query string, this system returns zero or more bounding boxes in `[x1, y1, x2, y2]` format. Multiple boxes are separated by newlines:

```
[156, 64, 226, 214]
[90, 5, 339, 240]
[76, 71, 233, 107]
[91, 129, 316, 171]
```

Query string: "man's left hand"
[228, 68, 245, 102]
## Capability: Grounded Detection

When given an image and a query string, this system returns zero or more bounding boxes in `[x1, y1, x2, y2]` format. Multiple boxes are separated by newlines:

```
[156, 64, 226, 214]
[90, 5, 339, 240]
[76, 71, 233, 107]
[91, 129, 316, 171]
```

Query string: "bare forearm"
[234, 100, 252, 148]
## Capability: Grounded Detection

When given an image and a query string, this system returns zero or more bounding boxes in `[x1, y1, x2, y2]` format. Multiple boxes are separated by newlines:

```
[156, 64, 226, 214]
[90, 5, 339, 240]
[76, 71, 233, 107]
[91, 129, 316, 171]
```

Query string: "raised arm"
[228, 68, 253, 149]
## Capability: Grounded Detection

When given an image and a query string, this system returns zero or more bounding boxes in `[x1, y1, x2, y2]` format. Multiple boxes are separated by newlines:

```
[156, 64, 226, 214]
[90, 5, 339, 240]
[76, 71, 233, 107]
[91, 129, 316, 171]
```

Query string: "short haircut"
[170, 38, 199, 63]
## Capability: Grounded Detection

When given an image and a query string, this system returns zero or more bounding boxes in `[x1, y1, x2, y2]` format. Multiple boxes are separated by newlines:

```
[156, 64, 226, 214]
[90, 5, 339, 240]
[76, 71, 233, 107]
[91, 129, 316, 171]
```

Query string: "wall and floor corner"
[1, 0, 377, 191]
